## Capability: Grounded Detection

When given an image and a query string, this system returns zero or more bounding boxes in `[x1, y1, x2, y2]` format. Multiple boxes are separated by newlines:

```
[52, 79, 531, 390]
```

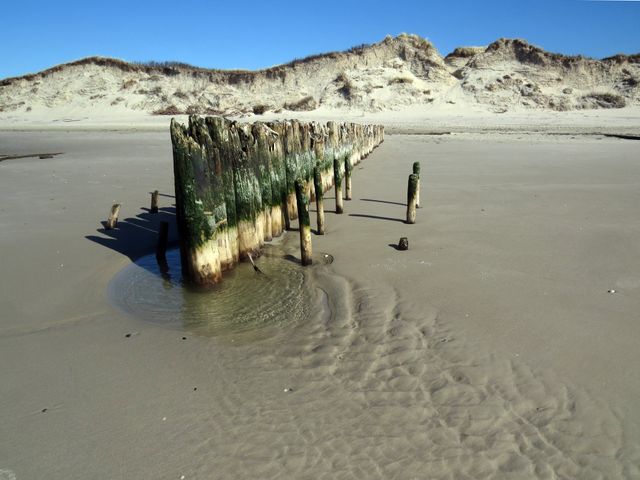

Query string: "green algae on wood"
[188, 116, 236, 270]
[188, 116, 228, 229]
[206, 117, 238, 229]
[264, 123, 286, 237]
[333, 157, 344, 214]
[313, 163, 325, 235]
[344, 154, 353, 200]
[413, 161, 421, 208]
[171, 120, 213, 249]
[205, 116, 241, 269]
[233, 137, 262, 258]
[170, 119, 222, 285]
[251, 123, 276, 241]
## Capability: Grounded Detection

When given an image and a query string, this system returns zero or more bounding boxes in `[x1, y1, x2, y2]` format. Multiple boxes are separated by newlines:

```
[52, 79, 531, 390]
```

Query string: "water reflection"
[109, 245, 332, 341]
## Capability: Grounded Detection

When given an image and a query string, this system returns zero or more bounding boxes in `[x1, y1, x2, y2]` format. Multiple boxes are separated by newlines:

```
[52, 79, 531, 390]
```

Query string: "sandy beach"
[1, 125, 640, 479]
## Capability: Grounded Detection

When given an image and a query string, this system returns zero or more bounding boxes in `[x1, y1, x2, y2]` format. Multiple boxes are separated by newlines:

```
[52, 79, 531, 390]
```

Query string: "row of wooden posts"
[170, 116, 385, 286]
[105, 121, 422, 286]
[104, 155, 420, 272]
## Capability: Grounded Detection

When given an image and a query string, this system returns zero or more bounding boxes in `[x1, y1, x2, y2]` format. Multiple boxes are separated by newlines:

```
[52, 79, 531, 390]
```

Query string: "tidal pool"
[109, 245, 333, 340]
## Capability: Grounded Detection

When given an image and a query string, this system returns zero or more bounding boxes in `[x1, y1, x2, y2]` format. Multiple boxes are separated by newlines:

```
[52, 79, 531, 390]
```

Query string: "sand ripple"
[162, 265, 639, 478]
[107, 238, 640, 478]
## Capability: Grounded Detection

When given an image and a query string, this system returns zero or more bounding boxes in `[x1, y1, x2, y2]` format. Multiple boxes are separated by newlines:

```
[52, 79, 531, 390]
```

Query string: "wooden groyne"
[170, 116, 384, 286]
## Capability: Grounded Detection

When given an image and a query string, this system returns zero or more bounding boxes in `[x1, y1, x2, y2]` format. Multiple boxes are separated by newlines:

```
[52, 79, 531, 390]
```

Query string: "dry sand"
[1, 126, 640, 479]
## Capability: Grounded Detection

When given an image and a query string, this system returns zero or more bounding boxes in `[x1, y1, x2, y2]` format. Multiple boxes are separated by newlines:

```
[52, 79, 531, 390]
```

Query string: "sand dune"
[1, 33, 638, 126]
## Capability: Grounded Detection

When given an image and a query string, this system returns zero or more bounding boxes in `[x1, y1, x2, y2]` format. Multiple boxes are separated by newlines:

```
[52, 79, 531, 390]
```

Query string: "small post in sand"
[106, 204, 121, 230]
[344, 156, 352, 200]
[313, 164, 325, 235]
[406, 174, 419, 224]
[412, 162, 421, 208]
[333, 157, 344, 214]
[150, 190, 159, 214]
[295, 179, 313, 265]
[282, 192, 291, 231]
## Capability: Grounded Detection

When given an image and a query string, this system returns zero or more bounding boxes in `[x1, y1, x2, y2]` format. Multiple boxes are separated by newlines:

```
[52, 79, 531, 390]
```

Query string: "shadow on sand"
[86, 206, 179, 269]
[360, 198, 406, 207]
[348, 213, 406, 223]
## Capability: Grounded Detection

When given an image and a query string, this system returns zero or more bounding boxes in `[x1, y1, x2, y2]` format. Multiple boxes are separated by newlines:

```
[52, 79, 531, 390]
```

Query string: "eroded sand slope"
[1, 34, 638, 122]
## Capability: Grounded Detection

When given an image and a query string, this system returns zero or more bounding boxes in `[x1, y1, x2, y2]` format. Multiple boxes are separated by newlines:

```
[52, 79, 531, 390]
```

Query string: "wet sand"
[1, 130, 639, 478]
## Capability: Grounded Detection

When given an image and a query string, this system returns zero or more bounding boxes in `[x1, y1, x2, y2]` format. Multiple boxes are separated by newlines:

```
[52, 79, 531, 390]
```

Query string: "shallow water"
[108, 244, 333, 341]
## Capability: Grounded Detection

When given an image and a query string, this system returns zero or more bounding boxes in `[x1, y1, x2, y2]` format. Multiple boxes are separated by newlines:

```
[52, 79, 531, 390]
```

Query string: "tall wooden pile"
[171, 116, 384, 285]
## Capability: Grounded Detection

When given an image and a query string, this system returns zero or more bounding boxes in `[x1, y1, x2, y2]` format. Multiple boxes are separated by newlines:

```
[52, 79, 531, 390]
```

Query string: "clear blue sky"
[2, 0, 639, 79]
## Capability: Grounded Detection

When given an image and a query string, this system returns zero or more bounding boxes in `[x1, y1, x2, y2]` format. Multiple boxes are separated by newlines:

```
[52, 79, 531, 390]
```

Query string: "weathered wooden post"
[155, 221, 170, 277]
[324, 121, 339, 191]
[298, 122, 316, 200]
[413, 161, 421, 208]
[264, 123, 286, 238]
[267, 121, 291, 232]
[406, 174, 419, 224]
[206, 116, 240, 269]
[283, 121, 301, 221]
[106, 204, 121, 230]
[295, 179, 312, 265]
[311, 123, 326, 203]
[249, 123, 274, 242]
[170, 119, 222, 285]
[156, 221, 169, 259]
[234, 124, 264, 259]
[313, 163, 325, 235]
[333, 157, 344, 214]
[150, 190, 159, 213]
[282, 192, 291, 230]
[233, 149, 262, 259]
[344, 156, 352, 200]
[189, 116, 236, 273]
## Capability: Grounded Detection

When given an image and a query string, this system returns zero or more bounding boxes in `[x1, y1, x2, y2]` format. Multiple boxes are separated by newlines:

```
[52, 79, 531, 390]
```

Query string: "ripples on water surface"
[109, 245, 332, 340]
